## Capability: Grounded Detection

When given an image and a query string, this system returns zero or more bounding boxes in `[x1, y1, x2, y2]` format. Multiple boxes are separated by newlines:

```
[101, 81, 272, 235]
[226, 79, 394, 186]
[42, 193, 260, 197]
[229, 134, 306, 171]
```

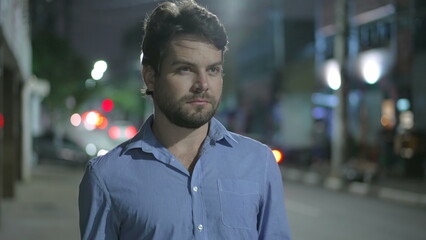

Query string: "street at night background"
[1, 0, 426, 239]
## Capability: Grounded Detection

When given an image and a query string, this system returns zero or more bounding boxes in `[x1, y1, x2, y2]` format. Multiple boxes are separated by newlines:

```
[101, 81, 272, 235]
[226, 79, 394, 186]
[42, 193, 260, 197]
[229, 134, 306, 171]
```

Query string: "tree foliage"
[32, 30, 92, 111]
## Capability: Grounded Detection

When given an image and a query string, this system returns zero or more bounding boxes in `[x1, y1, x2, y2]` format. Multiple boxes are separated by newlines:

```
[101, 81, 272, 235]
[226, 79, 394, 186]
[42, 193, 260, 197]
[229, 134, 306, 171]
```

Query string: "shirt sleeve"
[257, 148, 292, 240]
[79, 162, 119, 240]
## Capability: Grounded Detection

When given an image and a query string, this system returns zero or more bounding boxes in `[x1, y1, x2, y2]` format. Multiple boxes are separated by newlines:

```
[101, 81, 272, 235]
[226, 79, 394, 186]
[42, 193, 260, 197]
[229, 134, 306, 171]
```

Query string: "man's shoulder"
[226, 131, 271, 152]
[211, 118, 269, 151]
[86, 140, 133, 175]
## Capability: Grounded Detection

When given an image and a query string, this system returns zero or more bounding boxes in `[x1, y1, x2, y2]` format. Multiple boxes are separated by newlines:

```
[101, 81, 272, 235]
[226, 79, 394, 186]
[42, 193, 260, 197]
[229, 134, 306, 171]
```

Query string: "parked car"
[107, 120, 139, 143]
[33, 132, 90, 164]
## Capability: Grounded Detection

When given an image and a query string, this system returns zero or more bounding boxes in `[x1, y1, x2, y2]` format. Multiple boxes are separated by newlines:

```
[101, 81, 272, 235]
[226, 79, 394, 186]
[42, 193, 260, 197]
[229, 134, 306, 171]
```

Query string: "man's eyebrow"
[207, 62, 224, 68]
[171, 60, 223, 68]
[171, 60, 196, 66]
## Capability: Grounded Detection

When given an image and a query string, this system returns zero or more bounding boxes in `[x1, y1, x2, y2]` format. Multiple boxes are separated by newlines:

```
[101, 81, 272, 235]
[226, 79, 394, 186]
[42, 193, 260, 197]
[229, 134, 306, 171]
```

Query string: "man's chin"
[173, 119, 209, 129]
[170, 111, 215, 129]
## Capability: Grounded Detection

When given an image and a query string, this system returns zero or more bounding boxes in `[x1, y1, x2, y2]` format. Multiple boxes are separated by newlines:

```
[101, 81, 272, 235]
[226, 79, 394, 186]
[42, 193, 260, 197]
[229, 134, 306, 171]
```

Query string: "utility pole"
[326, 0, 350, 189]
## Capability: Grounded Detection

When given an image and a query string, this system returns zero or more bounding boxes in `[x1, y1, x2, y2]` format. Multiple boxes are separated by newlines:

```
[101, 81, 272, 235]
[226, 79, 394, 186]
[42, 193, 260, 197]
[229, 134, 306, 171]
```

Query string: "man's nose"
[192, 72, 209, 93]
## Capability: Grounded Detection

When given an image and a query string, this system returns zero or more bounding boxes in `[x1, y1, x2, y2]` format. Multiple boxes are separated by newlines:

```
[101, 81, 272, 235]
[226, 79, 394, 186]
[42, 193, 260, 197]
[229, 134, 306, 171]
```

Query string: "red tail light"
[125, 126, 137, 139]
[272, 149, 284, 163]
[108, 126, 121, 139]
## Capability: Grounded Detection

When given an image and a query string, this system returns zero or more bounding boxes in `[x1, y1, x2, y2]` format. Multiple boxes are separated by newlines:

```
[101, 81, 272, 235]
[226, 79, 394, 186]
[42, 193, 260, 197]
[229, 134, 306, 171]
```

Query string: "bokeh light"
[362, 59, 381, 84]
[397, 98, 410, 111]
[125, 126, 138, 139]
[102, 99, 114, 112]
[91, 60, 108, 80]
[85, 143, 97, 156]
[0, 113, 4, 129]
[94, 60, 108, 72]
[86, 111, 100, 126]
[91, 68, 104, 80]
[70, 113, 81, 127]
[272, 149, 283, 163]
[108, 126, 121, 139]
[325, 61, 341, 91]
[97, 116, 109, 129]
[97, 149, 108, 156]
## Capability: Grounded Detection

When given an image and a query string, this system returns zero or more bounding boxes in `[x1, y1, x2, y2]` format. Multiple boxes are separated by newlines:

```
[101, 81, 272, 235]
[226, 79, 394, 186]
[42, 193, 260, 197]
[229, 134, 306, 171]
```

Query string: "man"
[79, 1, 291, 239]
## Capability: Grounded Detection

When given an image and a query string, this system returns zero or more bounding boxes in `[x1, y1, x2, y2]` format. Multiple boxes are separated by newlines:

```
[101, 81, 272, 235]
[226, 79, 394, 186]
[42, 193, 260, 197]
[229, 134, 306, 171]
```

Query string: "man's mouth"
[187, 98, 210, 105]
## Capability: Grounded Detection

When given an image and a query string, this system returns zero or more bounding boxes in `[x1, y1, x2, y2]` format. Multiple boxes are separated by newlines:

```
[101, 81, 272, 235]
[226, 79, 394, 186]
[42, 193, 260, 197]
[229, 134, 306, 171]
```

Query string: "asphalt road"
[284, 181, 426, 240]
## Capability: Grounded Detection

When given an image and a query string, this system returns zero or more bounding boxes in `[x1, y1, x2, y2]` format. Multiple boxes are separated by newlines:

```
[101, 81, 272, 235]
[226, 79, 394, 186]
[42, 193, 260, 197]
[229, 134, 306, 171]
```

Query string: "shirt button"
[197, 224, 203, 231]
[193, 186, 198, 192]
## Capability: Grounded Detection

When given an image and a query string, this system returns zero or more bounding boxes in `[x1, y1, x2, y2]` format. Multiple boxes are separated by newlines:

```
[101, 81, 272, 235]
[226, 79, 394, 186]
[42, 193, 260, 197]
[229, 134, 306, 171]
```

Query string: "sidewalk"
[281, 165, 426, 207]
[0, 162, 85, 240]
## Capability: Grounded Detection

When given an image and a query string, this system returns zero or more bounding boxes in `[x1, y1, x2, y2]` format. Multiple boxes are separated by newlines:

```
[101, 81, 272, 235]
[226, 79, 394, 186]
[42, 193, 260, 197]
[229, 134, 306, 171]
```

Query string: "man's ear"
[142, 65, 155, 93]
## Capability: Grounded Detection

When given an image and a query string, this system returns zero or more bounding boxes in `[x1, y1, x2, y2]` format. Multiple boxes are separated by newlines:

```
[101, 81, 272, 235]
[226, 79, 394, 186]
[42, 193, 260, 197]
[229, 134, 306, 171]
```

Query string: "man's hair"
[141, 0, 228, 95]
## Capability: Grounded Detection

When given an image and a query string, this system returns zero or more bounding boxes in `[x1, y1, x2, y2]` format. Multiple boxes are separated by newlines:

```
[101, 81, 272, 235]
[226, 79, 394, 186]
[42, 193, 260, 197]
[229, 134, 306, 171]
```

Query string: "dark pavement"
[281, 166, 426, 207]
[285, 180, 426, 240]
[0, 162, 84, 240]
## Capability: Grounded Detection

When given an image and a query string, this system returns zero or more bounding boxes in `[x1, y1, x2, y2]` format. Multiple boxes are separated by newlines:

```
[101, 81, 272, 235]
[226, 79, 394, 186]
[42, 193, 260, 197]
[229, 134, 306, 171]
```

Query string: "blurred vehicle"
[33, 132, 90, 164]
[341, 158, 378, 183]
[107, 120, 139, 143]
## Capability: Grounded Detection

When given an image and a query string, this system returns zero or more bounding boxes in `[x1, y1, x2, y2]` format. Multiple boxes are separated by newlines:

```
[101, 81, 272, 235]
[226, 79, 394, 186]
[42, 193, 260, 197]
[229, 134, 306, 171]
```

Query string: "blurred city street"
[0, 162, 84, 240]
[2, 0, 426, 239]
[1, 161, 426, 240]
[285, 181, 426, 240]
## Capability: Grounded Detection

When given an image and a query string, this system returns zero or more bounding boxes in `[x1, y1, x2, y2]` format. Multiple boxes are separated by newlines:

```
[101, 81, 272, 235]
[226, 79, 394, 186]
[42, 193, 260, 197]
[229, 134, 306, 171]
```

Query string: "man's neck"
[151, 113, 209, 171]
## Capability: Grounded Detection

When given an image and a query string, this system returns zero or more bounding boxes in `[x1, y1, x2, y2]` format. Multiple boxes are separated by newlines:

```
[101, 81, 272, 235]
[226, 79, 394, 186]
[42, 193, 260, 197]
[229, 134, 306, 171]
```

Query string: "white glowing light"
[91, 60, 108, 80]
[362, 59, 381, 84]
[85, 143, 97, 156]
[140, 53, 144, 63]
[85, 111, 100, 126]
[83, 122, 96, 131]
[70, 113, 81, 127]
[325, 61, 341, 90]
[97, 149, 108, 156]
[400, 111, 414, 130]
[94, 60, 108, 72]
[91, 68, 104, 80]
[358, 49, 389, 85]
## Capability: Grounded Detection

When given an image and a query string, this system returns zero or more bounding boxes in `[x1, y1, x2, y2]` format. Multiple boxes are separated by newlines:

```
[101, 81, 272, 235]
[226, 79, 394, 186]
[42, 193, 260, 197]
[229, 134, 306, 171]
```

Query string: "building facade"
[0, 0, 32, 223]
[315, 0, 426, 178]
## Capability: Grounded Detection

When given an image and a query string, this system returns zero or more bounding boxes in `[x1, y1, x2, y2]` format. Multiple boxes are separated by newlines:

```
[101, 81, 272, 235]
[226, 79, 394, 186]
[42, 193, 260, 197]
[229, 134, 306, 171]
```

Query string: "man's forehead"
[161, 35, 223, 65]
[169, 34, 220, 52]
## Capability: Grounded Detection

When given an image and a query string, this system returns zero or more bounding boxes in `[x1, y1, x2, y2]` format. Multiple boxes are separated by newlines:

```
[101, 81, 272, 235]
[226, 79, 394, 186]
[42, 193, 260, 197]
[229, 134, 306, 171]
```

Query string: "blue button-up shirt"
[79, 115, 291, 240]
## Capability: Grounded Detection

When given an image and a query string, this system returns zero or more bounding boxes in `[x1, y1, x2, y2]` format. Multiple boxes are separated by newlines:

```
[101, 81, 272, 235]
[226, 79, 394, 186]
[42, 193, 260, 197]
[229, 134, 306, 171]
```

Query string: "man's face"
[151, 35, 223, 129]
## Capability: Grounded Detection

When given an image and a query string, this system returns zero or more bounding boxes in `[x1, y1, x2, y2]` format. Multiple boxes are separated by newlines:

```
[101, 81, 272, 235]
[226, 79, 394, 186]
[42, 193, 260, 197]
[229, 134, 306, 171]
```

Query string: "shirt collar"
[122, 114, 236, 155]
[208, 117, 237, 145]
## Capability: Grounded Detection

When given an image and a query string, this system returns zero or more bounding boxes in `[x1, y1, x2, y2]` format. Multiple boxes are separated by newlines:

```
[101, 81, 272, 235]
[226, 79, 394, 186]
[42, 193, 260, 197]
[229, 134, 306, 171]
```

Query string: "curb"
[281, 167, 426, 207]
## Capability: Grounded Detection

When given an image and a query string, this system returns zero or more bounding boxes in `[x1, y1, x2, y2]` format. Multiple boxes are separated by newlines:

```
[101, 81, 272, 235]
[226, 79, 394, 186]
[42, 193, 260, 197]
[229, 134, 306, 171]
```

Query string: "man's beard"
[154, 93, 220, 129]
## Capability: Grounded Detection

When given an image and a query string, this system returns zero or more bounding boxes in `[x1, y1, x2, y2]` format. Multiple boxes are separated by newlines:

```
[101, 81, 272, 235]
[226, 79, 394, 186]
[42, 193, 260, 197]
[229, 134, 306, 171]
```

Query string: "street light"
[361, 58, 381, 84]
[324, 60, 341, 90]
[357, 48, 392, 85]
[94, 60, 108, 72]
[91, 60, 108, 80]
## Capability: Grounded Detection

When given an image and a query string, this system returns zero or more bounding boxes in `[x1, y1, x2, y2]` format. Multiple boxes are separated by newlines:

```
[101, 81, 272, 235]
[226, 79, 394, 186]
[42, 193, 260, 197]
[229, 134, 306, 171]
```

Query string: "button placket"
[190, 156, 208, 237]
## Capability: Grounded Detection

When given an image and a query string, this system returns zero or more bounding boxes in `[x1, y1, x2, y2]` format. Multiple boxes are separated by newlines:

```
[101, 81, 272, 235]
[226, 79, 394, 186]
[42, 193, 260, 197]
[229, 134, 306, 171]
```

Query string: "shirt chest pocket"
[218, 178, 260, 230]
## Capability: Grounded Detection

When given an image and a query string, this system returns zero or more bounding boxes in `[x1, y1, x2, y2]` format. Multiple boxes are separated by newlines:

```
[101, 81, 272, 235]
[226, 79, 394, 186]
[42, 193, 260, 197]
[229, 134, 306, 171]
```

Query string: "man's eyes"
[177, 66, 192, 73]
[208, 66, 223, 74]
[174, 65, 223, 75]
